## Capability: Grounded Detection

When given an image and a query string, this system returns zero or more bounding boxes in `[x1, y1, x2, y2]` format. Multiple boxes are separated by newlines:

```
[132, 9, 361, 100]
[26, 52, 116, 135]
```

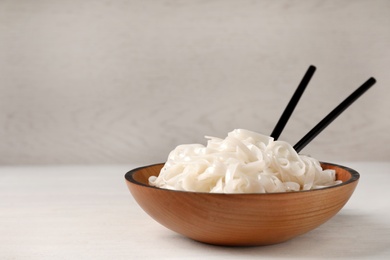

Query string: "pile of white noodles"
[149, 129, 341, 193]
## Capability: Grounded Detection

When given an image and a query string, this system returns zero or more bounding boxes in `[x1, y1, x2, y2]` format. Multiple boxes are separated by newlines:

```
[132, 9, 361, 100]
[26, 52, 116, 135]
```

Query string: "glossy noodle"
[149, 129, 341, 193]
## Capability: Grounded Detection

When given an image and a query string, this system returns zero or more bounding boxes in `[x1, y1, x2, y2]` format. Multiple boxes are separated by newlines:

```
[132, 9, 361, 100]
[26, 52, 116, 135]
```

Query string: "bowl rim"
[125, 162, 360, 195]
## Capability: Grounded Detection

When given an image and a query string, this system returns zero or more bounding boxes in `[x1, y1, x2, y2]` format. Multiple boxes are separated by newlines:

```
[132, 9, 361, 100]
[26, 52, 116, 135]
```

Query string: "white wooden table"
[1, 162, 390, 259]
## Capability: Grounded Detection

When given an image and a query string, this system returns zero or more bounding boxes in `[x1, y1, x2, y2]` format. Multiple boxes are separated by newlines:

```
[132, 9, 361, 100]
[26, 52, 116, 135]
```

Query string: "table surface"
[1, 162, 390, 259]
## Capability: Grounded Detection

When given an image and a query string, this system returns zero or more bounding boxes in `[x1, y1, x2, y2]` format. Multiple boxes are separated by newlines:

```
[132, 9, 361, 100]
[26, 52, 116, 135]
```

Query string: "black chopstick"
[293, 77, 376, 153]
[271, 65, 316, 140]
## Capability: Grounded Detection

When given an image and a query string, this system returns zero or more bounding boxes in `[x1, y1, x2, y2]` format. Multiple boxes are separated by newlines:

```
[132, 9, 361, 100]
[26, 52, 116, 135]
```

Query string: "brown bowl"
[125, 162, 359, 246]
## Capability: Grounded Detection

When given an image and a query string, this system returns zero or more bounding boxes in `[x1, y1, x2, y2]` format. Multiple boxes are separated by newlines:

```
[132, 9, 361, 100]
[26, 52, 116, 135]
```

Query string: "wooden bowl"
[125, 162, 359, 246]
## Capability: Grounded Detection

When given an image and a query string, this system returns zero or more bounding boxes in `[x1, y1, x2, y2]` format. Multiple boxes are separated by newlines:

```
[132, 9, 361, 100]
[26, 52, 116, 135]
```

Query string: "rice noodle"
[149, 129, 341, 193]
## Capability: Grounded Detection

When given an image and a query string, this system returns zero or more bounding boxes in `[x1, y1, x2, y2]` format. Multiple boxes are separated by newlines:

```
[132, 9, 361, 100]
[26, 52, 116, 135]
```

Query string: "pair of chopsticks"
[270, 65, 376, 153]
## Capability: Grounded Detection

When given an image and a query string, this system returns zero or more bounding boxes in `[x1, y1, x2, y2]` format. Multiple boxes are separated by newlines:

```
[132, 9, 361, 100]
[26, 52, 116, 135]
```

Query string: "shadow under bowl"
[125, 162, 359, 246]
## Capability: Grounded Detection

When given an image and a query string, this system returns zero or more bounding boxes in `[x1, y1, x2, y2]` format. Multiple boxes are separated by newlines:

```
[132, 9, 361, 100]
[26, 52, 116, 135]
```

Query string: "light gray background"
[1, 0, 389, 165]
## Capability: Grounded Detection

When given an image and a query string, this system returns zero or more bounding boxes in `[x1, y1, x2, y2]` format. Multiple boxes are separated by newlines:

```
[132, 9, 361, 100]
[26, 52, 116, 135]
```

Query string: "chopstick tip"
[368, 77, 376, 84]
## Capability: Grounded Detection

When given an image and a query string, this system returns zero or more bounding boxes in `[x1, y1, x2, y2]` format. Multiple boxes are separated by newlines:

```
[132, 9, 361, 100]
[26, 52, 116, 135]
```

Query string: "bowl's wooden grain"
[125, 163, 359, 246]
